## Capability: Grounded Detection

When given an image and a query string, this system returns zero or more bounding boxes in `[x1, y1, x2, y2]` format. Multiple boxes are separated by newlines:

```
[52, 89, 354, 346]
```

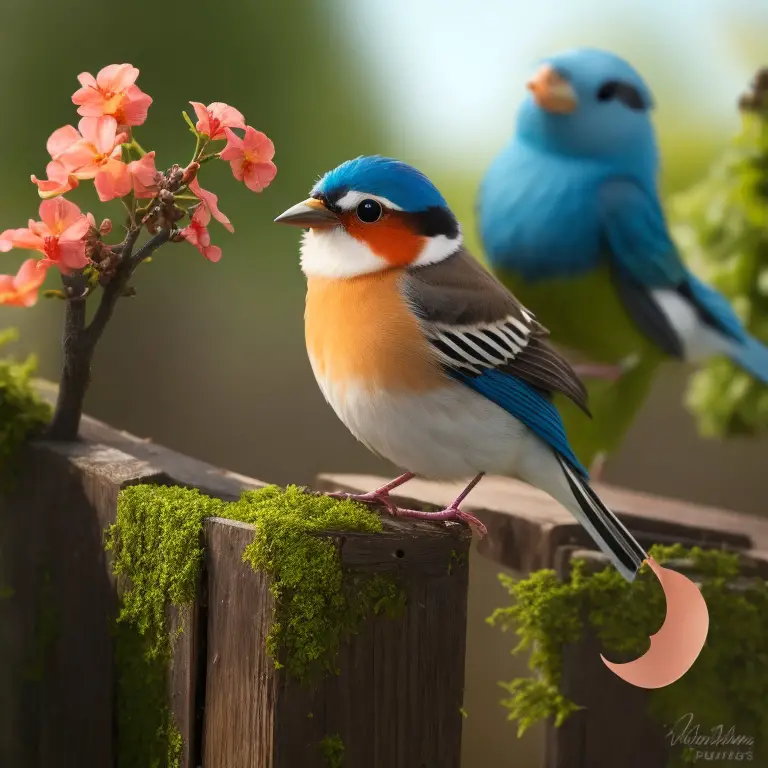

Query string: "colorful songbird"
[275, 155, 648, 582]
[477, 48, 768, 472]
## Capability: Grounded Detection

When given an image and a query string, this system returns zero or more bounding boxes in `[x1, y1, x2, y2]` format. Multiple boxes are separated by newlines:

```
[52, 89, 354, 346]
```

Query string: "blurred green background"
[1, 1, 767, 765]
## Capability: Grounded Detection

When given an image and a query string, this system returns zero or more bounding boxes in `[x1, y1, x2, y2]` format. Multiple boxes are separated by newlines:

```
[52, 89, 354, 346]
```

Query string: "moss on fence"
[488, 544, 768, 767]
[106, 483, 404, 767]
[0, 328, 51, 487]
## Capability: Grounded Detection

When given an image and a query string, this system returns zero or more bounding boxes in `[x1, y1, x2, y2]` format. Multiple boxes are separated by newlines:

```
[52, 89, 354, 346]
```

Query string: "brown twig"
[45, 227, 173, 441]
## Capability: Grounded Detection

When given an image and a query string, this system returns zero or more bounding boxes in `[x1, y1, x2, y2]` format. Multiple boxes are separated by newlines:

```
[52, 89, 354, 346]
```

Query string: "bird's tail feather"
[730, 335, 768, 385]
[557, 456, 647, 582]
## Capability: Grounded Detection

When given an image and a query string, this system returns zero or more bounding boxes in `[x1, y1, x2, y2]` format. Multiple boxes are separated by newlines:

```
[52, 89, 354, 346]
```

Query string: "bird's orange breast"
[305, 271, 445, 392]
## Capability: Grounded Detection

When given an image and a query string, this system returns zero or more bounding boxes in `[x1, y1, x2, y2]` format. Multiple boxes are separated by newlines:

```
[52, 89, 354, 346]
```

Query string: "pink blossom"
[31, 125, 86, 198]
[188, 177, 233, 232]
[72, 63, 152, 127]
[190, 101, 245, 141]
[0, 259, 49, 307]
[179, 206, 222, 263]
[0, 198, 92, 274]
[219, 126, 276, 192]
[127, 151, 159, 199]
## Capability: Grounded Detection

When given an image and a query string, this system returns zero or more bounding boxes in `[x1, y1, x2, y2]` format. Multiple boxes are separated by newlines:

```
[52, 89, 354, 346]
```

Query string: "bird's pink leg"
[394, 473, 488, 537]
[323, 472, 415, 516]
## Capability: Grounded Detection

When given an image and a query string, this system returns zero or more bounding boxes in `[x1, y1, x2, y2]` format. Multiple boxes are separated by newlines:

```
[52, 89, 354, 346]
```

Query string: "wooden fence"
[1, 396, 767, 767]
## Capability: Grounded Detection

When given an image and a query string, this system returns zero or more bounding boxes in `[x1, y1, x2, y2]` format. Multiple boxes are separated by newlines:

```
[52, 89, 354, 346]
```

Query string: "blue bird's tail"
[730, 335, 768, 385]
[557, 456, 647, 582]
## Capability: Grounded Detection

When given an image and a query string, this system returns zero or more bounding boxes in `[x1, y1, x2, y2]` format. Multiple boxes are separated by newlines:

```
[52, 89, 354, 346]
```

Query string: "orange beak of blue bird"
[527, 65, 578, 114]
[274, 198, 339, 229]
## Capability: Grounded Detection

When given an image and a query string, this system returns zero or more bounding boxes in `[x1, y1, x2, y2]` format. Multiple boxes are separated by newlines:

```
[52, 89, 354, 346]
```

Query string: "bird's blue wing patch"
[453, 368, 589, 478]
[598, 178, 687, 287]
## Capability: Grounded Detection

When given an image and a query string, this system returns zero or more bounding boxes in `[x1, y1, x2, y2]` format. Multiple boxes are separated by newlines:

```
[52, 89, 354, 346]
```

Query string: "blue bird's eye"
[596, 80, 646, 111]
[356, 199, 383, 223]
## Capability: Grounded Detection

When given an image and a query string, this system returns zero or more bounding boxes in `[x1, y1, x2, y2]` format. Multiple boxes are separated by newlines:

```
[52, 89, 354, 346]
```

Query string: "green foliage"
[488, 545, 768, 766]
[319, 733, 345, 768]
[107, 483, 403, 765]
[671, 70, 768, 437]
[0, 328, 51, 486]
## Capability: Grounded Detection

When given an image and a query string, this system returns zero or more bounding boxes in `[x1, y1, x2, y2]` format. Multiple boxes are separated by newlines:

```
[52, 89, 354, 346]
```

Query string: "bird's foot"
[393, 505, 488, 537]
[322, 471, 415, 517]
[324, 488, 400, 516]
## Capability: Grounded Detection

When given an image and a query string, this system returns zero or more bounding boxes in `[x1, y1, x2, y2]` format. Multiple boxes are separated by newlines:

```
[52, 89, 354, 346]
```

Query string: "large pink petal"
[190, 102, 211, 136]
[58, 240, 89, 271]
[243, 161, 277, 193]
[39, 197, 83, 234]
[76, 72, 98, 89]
[0, 229, 18, 251]
[203, 244, 222, 263]
[218, 128, 244, 160]
[60, 214, 91, 243]
[96, 63, 139, 92]
[15, 258, 47, 291]
[121, 86, 153, 127]
[227, 157, 246, 183]
[91, 116, 120, 154]
[243, 127, 276, 161]
[58, 140, 98, 173]
[189, 177, 234, 233]
[31, 161, 79, 199]
[47, 125, 81, 158]
[94, 161, 131, 202]
[191, 204, 212, 228]
[4, 228, 45, 252]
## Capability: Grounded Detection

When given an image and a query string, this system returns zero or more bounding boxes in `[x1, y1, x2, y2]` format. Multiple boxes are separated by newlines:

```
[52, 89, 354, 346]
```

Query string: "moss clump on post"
[0, 328, 51, 488]
[107, 483, 404, 766]
[671, 69, 768, 437]
[319, 733, 345, 767]
[488, 545, 768, 766]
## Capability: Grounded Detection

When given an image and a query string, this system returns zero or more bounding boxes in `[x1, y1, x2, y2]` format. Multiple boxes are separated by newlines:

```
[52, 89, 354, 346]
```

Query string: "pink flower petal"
[121, 86, 153, 127]
[243, 160, 277, 193]
[203, 244, 222, 263]
[83, 116, 119, 155]
[60, 215, 92, 244]
[219, 128, 244, 160]
[58, 240, 90, 271]
[7, 228, 46, 252]
[242, 127, 275, 161]
[189, 177, 234, 233]
[94, 159, 132, 202]
[0, 229, 18, 251]
[96, 63, 139, 93]
[39, 197, 83, 235]
[190, 102, 211, 135]
[76, 72, 98, 90]
[47, 125, 81, 158]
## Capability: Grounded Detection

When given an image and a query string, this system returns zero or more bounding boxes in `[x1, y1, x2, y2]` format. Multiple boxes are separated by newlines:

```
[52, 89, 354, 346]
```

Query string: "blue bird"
[477, 48, 768, 471]
[276, 155, 648, 581]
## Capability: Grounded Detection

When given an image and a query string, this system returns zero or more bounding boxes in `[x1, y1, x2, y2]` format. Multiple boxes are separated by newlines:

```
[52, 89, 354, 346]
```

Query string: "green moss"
[107, 483, 403, 765]
[319, 733, 345, 767]
[488, 545, 768, 766]
[671, 72, 768, 438]
[0, 328, 51, 487]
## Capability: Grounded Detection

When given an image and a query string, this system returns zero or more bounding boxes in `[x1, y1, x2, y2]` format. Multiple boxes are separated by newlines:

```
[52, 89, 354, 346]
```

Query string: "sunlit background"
[1, 1, 767, 765]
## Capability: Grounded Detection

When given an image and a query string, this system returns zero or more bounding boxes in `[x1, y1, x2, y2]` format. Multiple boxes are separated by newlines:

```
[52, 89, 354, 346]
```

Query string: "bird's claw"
[393, 505, 488, 537]
[323, 489, 399, 516]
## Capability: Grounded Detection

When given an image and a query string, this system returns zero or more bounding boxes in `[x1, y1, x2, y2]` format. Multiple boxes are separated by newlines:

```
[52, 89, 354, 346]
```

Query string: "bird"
[477, 48, 768, 473]
[275, 155, 648, 582]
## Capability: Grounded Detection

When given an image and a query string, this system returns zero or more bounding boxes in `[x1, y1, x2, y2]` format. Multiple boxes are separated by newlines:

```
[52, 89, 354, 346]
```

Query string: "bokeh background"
[1, 1, 767, 765]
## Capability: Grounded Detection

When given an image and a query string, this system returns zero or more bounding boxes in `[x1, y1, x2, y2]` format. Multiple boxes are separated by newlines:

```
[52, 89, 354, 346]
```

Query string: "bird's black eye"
[356, 199, 383, 223]
[596, 80, 646, 111]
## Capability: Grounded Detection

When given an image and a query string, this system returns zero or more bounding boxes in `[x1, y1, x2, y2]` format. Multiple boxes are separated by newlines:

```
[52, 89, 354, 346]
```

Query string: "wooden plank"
[202, 514, 471, 768]
[0, 439, 164, 768]
[316, 473, 768, 573]
[35, 379, 266, 501]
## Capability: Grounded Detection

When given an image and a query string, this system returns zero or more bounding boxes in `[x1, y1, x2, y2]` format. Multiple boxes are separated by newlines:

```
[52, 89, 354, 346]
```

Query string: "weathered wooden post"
[0, 404, 472, 768]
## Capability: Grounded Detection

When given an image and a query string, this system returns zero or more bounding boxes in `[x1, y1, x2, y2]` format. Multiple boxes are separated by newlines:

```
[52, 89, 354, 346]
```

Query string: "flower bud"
[99, 218, 112, 236]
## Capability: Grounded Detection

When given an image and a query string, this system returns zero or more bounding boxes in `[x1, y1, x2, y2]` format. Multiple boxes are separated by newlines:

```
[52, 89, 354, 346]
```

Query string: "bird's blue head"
[275, 156, 462, 278]
[516, 48, 657, 166]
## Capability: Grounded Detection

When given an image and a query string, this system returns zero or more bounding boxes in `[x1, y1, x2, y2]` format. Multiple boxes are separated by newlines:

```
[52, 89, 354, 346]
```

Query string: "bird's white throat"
[299, 226, 463, 279]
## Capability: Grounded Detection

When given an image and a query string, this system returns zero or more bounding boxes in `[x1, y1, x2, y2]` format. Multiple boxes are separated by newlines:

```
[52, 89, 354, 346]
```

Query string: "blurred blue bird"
[478, 48, 768, 470]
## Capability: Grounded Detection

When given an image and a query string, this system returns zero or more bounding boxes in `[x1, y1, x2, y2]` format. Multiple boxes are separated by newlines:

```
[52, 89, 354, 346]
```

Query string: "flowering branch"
[0, 64, 277, 441]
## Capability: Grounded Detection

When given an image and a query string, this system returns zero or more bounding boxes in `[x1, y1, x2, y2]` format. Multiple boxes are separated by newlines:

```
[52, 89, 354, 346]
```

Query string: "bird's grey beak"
[274, 198, 339, 228]
[527, 65, 578, 114]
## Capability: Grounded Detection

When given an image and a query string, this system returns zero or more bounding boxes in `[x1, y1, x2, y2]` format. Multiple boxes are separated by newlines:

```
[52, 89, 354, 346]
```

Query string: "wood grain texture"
[0, 440, 164, 768]
[203, 515, 471, 768]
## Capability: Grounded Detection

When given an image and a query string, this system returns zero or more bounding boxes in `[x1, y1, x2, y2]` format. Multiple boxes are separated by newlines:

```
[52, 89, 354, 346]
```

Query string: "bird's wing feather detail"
[402, 248, 589, 477]
[599, 178, 748, 348]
